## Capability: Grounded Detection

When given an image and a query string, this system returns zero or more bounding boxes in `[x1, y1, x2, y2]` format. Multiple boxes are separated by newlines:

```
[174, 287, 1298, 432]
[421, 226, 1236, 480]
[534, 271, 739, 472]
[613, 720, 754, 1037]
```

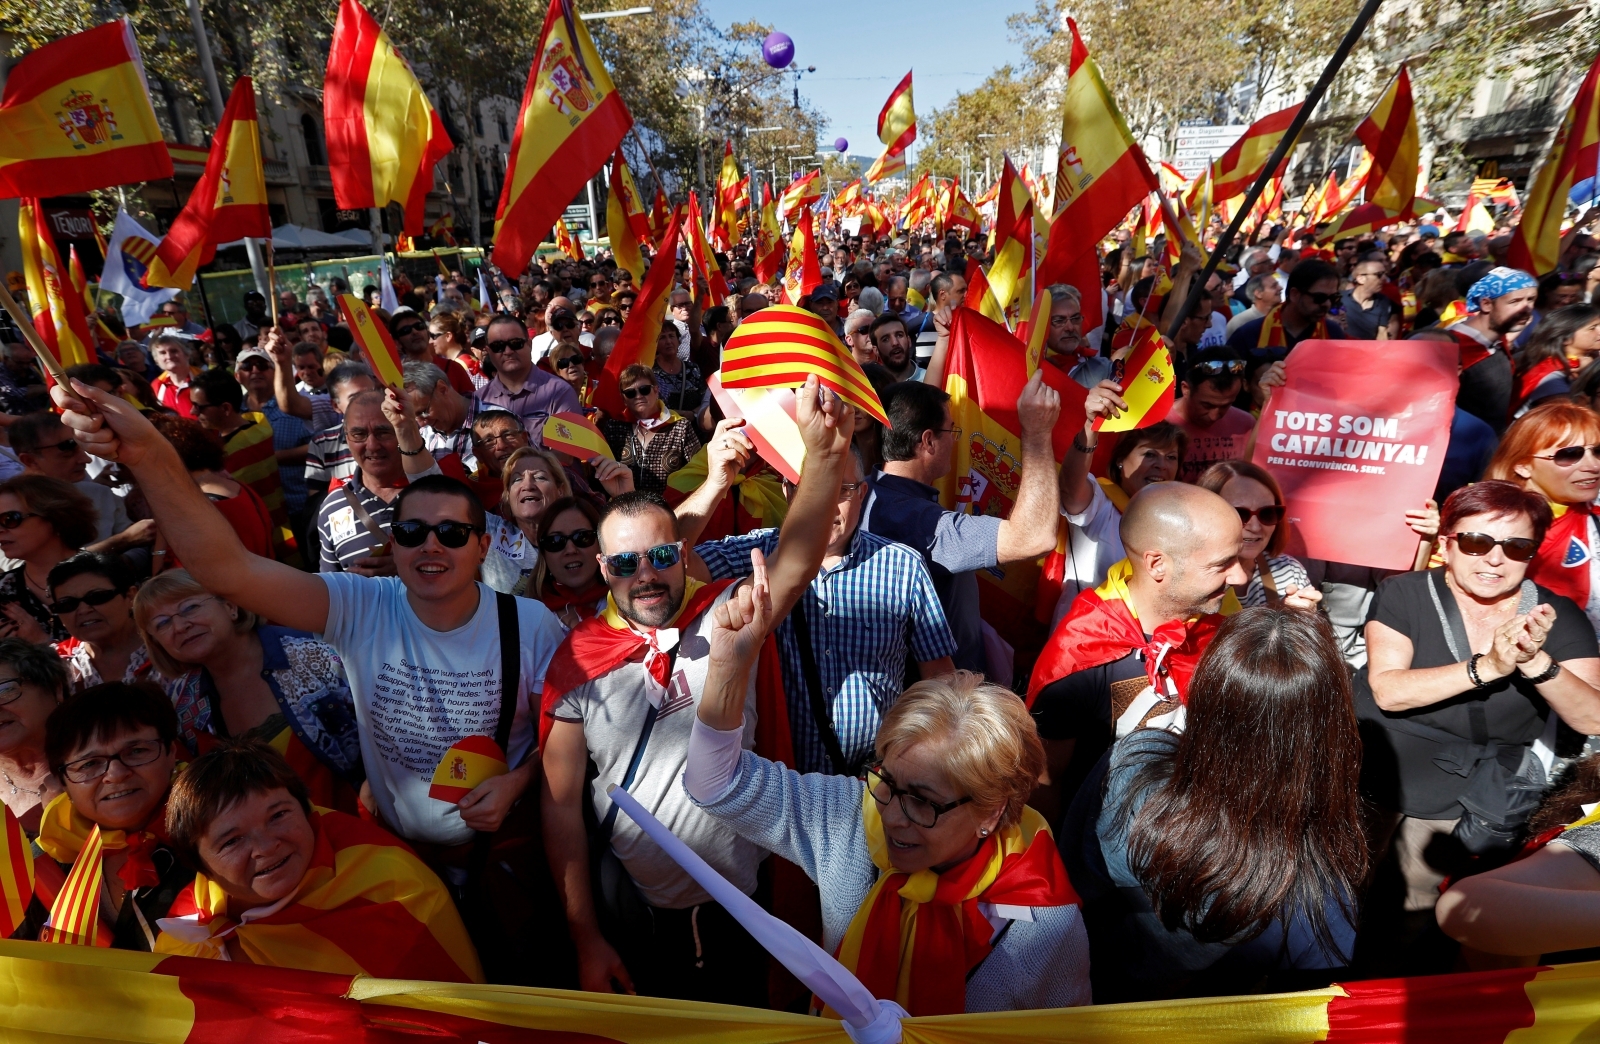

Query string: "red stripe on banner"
[1325, 966, 1541, 1043]
[722, 352, 878, 393]
[0, 144, 175, 200]
[324, 0, 381, 212]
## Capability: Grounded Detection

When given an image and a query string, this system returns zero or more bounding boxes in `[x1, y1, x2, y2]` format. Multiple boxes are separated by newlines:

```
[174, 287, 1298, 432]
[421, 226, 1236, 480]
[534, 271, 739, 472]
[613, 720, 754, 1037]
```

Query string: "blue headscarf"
[1465, 267, 1537, 312]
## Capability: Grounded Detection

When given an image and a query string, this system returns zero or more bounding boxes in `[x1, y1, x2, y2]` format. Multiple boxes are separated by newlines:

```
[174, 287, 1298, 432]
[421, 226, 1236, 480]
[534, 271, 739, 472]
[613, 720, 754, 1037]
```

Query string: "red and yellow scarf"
[155, 808, 482, 982]
[1257, 303, 1326, 350]
[1527, 500, 1592, 610]
[828, 789, 1078, 1017]
[35, 793, 168, 947]
[1027, 559, 1237, 707]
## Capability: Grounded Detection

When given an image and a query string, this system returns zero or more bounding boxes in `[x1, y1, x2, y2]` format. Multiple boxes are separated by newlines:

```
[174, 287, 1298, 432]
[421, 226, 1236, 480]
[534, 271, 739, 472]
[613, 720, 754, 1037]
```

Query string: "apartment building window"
[301, 114, 325, 165]
[497, 113, 509, 143]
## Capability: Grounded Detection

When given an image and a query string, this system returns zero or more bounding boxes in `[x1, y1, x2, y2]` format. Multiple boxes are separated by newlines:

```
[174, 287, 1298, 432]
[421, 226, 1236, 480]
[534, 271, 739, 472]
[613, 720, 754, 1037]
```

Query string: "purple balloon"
[834, 137, 848, 153]
[762, 32, 794, 70]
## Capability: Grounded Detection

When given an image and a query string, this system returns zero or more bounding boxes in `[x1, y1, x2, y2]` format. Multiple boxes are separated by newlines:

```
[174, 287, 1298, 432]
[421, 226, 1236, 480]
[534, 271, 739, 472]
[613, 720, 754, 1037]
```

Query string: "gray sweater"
[690, 749, 1093, 1011]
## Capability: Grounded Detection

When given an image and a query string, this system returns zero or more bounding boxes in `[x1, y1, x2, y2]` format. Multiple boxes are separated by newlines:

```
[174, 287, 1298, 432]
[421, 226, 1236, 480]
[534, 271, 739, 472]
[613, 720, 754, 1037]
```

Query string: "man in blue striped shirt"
[689, 445, 956, 775]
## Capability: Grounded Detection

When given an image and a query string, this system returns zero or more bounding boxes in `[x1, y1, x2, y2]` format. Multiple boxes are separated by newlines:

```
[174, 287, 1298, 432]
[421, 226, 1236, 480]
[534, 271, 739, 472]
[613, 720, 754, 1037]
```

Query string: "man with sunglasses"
[1166, 347, 1257, 484]
[388, 307, 475, 396]
[473, 314, 581, 441]
[9, 412, 140, 550]
[1226, 259, 1344, 356]
[540, 376, 855, 1004]
[47, 383, 570, 941]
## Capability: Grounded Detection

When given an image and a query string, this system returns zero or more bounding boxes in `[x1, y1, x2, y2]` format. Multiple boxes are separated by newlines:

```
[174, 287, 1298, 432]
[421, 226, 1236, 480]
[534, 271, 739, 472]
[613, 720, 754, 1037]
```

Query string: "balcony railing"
[1464, 102, 1558, 143]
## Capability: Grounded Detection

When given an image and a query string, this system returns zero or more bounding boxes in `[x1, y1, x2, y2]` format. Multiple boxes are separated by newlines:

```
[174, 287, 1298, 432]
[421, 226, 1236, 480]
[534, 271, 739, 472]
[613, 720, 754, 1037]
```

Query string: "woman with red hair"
[1487, 400, 1600, 638]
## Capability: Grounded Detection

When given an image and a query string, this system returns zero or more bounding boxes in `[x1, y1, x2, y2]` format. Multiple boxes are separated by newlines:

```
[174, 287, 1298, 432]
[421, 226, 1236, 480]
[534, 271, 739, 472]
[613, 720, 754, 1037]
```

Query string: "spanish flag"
[1095, 325, 1175, 432]
[492, 0, 632, 278]
[1210, 103, 1302, 202]
[1036, 19, 1158, 288]
[987, 155, 1034, 321]
[866, 71, 915, 184]
[1510, 48, 1600, 275]
[777, 168, 822, 221]
[781, 206, 822, 305]
[542, 411, 614, 462]
[337, 293, 406, 389]
[67, 245, 94, 312]
[597, 207, 683, 415]
[754, 181, 784, 285]
[720, 305, 889, 424]
[684, 192, 729, 307]
[19, 198, 94, 370]
[606, 148, 649, 281]
[324, 0, 453, 236]
[0, 19, 172, 198]
[156, 808, 482, 982]
[428, 735, 507, 803]
[834, 178, 864, 213]
[713, 141, 741, 251]
[148, 77, 269, 290]
[1323, 67, 1435, 241]
[962, 257, 1006, 325]
[554, 217, 586, 262]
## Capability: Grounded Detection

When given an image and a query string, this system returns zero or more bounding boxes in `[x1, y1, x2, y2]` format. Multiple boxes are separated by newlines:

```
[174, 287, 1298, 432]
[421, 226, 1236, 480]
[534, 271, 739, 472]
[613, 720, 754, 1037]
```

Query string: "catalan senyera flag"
[721, 305, 889, 425]
[428, 735, 508, 803]
[684, 192, 729, 307]
[19, 198, 94, 370]
[337, 293, 405, 389]
[0, 19, 172, 199]
[648, 186, 670, 247]
[542, 411, 615, 462]
[554, 217, 585, 261]
[598, 206, 683, 415]
[492, 0, 632, 277]
[1210, 103, 1302, 202]
[1037, 19, 1158, 288]
[987, 156, 1034, 321]
[754, 181, 784, 285]
[1510, 48, 1600, 276]
[0, 807, 31, 940]
[781, 206, 823, 305]
[149, 77, 269, 290]
[607, 150, 648, 282]
[1095, 325, 1175, 432]
[1322, 67, 1431, 241]
[324, 0, 453, 236]
[778, 169, 822, 221]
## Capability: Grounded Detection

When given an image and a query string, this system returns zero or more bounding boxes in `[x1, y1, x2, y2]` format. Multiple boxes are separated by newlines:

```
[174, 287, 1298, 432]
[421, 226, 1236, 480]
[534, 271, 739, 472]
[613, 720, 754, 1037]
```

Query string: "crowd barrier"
[2, 939, 1597, 1043]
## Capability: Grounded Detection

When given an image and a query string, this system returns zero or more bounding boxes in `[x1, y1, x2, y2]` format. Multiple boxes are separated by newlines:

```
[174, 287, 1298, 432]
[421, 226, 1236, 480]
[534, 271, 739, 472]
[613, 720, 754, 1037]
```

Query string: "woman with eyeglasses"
[1511, 305, 1600, 418]
[1197, 461, 1309, 608]
[428, 309, 486, 393]
[132, 570, 362, 812]
[601, 363, 703, 496]
[48, 552, 158, 692]
[1359, 481, 1600, 918]
[528, 497, 607, 627]
[684, 580, 1090, 1014]
[14, 683, 192, 949]
[0, 475, 99, 644]
[0, 639, 68, 836]
[1486, 400, 1600, 639]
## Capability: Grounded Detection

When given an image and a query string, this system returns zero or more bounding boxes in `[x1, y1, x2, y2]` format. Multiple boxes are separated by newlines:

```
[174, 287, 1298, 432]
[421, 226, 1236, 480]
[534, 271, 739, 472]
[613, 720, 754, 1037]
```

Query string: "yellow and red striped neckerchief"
[1257, 304, 1326, 349]
[36, 792, 165, 946]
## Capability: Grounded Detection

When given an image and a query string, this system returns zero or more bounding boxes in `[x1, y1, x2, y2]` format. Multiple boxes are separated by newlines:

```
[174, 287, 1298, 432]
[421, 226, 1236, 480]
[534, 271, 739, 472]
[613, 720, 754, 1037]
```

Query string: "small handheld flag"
[542, 412, 614, 462]
[720, 305, 888, 425]
[1022, 289, 1053, 378]
[708, 374, 805, 484]
[1094, 326, 1175, 432]
[337, 293, 405, 390]
[0, 804, 33, 939]
[429, 735, 509, 803]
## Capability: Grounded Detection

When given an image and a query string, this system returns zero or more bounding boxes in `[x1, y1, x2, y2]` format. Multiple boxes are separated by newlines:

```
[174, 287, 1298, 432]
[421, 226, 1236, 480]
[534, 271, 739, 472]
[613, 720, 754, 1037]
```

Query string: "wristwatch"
[1524, 657, 1562, 684]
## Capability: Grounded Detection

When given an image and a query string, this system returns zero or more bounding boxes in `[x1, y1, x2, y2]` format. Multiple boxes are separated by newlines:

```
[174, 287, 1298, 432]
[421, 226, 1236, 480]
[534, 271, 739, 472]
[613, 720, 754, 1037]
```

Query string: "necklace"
[1, 767, 43, 798]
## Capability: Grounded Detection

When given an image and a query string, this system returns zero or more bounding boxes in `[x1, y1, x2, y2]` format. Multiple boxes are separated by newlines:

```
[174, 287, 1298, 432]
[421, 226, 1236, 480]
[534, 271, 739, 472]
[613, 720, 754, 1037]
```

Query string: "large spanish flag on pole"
[607, 149, 648, 282]
[1322, 67, 1434, 241]
[781, 206, 823, 305]
[0, 19, 172, 199]
[754, 181, 784, 284]
[324, 0, 454, 236]
[1210, 103, 1303, 201]
[866, 71, 915, 184]
[987, 155, 1035, 324]
[1509, 48, 1600, 276]
[713, 141, 742, 251]
[19, 199, 94, 369]
[778, 168, 822, 221]
[684, 191, 730, 307]
[492, 0, 633, 277]
[1036, 19, 1158, 288]
[148, 77, 270, 289]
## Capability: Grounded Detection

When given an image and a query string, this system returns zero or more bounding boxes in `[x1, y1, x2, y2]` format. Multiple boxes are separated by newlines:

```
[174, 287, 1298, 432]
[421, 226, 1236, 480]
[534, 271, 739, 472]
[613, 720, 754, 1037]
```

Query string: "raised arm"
[50, 380, 331, 631]
[262, 327, 314, 422]
[757, 375, 853, 623]
[996, 369, 1063, 562]
[920, 303, 953, 388]
[1061, 380, 1126, 516]
[674, 418, 753, 547]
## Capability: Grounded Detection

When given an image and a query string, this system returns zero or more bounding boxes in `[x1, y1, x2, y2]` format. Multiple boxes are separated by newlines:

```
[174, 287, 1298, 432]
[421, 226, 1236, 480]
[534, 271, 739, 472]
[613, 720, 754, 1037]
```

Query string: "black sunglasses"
[392, 323, 426, 338]
[390, 519, 484, 549]
[1298, 290, 1337, 305]
[236, 359, 271, 372]
[1236, 505, 1286, 525]
[621, 385, 655, 400]
[48, 587, 124, 615]
[39, 438, 77, 454]
[601, 541, 683, 577]
[551, 319, 577, 331]
[1189, 359, 1246, 377]
[486, 338, 527, 355]
[1536, 444, 1600, 466]
[0, 510, 40, 530]
[552, 355, 585, 371]
[1449, 532, 1539, 562]
[539, 528, 598, 553]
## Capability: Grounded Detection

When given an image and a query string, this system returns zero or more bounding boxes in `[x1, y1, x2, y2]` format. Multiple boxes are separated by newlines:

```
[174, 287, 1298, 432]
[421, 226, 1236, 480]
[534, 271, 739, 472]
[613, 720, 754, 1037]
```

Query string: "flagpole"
[1162, 0, 1384, 343]
[0, 284, 80, 399]
[266, 241, 279, 327]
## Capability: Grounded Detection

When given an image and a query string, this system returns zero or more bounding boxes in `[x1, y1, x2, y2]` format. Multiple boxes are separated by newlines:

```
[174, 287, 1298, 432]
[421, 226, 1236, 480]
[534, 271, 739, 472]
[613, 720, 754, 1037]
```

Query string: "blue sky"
[698, 0, 1033, 161]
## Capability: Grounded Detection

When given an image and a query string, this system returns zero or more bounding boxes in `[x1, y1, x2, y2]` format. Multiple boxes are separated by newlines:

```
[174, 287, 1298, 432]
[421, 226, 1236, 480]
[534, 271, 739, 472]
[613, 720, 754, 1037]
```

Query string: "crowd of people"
[2, 212, 1600, 1012]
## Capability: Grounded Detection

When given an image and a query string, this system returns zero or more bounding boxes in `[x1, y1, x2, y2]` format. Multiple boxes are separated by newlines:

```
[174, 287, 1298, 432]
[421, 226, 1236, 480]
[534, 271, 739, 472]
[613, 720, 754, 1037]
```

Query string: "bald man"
[1024, 483, 1319, 820]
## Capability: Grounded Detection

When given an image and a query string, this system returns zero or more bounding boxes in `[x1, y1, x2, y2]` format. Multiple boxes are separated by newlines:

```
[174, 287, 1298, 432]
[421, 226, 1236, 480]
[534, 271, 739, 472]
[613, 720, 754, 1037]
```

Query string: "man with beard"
[1025, 484, 1320, 821]
[869, 312, 920, 382]
[539, 376, 854, 1005]
[314, 390, 441, 574]
[1226, 259, 1345, 357]
[1441, 267, 1538, 435]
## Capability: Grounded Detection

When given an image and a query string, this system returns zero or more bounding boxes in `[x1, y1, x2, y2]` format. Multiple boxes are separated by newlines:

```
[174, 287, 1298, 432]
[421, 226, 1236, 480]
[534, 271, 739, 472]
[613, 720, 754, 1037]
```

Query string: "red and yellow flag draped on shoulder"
[324, 0, 453, 235]
[155, 808, 481, 982]
[150, 77, 270, 289]
[596, 207, 683, 415]
[492, 0, 632, 277]
[0, 19, 172, 198]
[1509, 48, 1600, 275]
